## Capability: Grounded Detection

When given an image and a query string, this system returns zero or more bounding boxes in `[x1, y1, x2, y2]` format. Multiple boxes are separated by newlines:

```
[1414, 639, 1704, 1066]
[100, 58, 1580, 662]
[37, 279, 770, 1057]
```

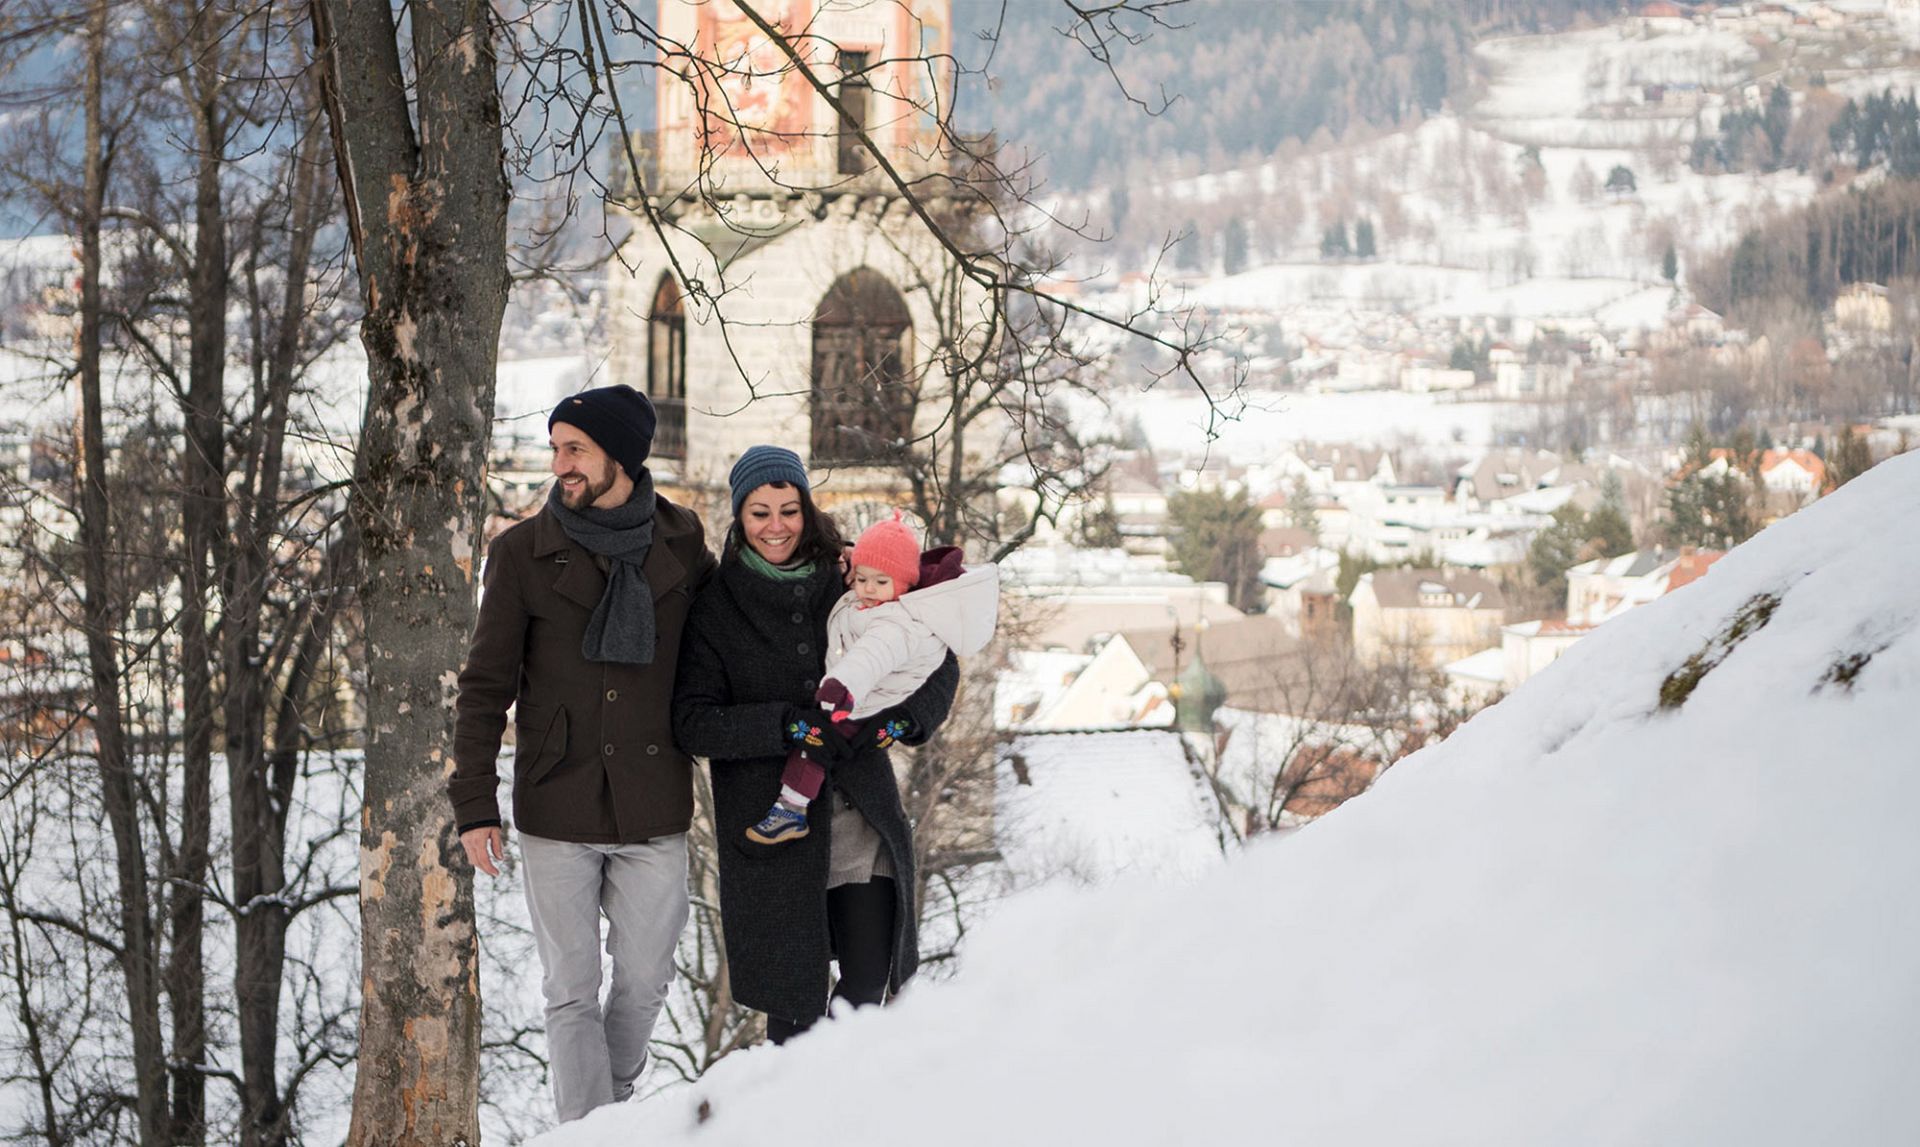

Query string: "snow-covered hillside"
[542, 449, 1920, 1146]
[1151, 21, 1826, 316]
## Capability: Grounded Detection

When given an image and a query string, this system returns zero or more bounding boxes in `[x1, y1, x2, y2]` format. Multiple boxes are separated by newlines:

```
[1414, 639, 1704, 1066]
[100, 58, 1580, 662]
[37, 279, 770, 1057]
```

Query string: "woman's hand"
[867, 707, 914, 750]
[784, 706, 857, 763]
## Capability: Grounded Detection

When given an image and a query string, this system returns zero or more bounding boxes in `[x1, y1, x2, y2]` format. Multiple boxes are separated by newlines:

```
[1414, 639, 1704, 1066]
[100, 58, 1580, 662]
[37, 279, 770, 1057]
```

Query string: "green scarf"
[739, 547, 817, 583]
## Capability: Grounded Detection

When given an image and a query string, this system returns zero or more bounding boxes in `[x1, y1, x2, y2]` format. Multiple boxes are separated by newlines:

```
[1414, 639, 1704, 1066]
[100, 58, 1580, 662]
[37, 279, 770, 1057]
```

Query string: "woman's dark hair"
[724, 480, 845, 568]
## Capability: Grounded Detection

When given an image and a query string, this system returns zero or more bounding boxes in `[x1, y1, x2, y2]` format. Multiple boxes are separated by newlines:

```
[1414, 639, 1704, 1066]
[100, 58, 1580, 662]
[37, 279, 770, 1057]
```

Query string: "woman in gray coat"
[673, 445, 958, 1042]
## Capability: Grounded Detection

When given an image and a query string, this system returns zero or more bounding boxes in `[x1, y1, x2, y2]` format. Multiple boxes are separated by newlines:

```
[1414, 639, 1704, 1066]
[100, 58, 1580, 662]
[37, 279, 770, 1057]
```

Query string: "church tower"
[607, 0, 963, 505]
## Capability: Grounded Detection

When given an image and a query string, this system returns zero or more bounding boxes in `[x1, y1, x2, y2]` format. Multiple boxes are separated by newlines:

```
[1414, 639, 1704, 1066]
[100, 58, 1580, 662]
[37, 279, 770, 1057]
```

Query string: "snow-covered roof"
[1259, 546, 1341, 589]
[1443, 646, 1507, 684]
[995, 730, 1227, 887]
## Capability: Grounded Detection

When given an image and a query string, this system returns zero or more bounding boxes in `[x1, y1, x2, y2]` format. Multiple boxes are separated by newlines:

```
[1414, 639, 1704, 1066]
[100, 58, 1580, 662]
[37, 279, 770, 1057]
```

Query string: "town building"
[606, 0, 968, 501]
[1348, 568, 1507, 667]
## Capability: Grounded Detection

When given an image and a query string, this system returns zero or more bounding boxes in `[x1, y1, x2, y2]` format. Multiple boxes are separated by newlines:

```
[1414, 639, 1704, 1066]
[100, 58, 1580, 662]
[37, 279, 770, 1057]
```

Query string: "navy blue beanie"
[728, 445, 810, 515]
[549, 385, 656, 480]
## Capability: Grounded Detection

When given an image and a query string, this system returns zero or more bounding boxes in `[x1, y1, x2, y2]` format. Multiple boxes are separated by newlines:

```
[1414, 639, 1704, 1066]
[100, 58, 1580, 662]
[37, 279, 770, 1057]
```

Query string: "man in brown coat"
[449, 384, 715, 1124]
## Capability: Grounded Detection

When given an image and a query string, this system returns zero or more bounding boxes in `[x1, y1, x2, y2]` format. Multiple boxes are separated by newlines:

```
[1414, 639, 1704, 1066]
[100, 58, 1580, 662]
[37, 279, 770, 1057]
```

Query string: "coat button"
[606, 689, 618, 701]
[646, 744, 660, 756]
[802, 679, 816, 692]
[603, 744, 615, 756]
[797, 642, 809, 654]
[793, 585, 806, 598]
[791, 612, 804, 623]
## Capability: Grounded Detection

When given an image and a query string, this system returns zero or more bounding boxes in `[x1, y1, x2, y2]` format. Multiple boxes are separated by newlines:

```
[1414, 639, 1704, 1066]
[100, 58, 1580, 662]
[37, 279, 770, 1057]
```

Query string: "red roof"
[1758, 448, 1826, 485]
[1666, 551, 1724, 592]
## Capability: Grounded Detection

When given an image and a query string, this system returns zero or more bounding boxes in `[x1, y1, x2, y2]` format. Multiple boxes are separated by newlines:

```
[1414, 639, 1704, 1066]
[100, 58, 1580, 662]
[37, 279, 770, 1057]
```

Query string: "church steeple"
[1174, 651, 1228, 733]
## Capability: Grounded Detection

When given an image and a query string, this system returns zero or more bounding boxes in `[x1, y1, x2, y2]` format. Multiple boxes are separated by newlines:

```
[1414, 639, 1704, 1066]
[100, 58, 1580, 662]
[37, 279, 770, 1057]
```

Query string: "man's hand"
[461, 825, 506, 877]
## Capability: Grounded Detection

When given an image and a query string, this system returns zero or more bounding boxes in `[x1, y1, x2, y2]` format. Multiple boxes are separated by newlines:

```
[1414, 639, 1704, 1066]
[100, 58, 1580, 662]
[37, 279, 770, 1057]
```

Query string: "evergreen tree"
[1528, 499, 1634, 608]
[1585, 499, 1635, 559]
[1284, 477, 1321, 536]
[1074, 494, 1125, 548]
[1335, 549, 1383, 601]
[1830, 425, 1875, 488]
[1415, 40, 1448, 113]
[1223, 217, 1249, 275]
[1604, 164, 1638, 196]
[1666, 471, 1756, 550]
[1661, 243, 1679, 283]
[1354, 216, 1377, 259]
[1175, 219, 1203, 271]
[1167, 485, 1266, 612]
[1763, 83, 1793, 169]
[1320, 219, 1351, 259]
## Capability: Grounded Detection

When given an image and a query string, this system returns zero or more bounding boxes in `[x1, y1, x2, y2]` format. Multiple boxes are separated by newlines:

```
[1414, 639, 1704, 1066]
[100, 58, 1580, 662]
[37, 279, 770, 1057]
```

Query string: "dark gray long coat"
[450, 499, 716, 842]
[672, 557, 957, 1024]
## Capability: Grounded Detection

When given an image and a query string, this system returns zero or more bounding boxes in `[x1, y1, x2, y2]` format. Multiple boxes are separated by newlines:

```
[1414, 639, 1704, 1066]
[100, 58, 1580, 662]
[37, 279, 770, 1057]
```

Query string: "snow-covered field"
[1475, 26, 1754, 140]
[1095, 386, 1520, 461]
[537, 441, 1920, 1147]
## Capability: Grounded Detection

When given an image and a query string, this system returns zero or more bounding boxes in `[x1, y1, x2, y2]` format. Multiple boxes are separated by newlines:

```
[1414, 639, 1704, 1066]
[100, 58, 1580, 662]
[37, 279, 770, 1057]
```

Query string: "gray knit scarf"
[547, 471, 657, 664]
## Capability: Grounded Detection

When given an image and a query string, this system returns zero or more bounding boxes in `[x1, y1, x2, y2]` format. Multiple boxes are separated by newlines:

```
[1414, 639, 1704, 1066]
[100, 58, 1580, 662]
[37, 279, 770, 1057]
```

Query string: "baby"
[748, 511, 999, 844]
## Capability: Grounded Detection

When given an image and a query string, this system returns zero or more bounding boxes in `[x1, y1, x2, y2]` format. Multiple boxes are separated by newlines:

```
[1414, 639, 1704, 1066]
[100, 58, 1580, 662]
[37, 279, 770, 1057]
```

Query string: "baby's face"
[852, 566, 899, 608]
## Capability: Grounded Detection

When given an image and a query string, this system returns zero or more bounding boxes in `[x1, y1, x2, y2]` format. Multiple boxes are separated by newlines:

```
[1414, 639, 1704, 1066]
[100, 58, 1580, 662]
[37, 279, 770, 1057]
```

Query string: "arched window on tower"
[811, 268, 913, 465]
[647, 274, 686, 459]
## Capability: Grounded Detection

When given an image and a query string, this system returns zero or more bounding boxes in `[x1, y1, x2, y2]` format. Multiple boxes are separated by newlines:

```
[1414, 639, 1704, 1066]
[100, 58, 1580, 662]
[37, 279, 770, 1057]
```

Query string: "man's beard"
[560, 462, 616, 509]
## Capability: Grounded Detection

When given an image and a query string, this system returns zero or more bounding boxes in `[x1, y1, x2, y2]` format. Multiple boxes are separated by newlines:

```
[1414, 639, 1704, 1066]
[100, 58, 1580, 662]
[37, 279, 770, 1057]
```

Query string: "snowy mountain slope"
[542, 449, 1920, 1146]
[1150, 22, 1820, 312]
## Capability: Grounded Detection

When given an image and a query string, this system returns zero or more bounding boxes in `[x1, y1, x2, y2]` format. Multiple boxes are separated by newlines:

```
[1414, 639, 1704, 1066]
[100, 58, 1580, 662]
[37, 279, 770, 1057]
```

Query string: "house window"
[647, 274, 686, 459]
[837, 50, 871, 176]
[811, 268, 913, 465]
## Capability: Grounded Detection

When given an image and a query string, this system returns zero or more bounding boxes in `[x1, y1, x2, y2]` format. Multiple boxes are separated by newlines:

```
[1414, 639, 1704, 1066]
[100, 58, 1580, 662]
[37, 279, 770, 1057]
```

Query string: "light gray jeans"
[519, 831, 690, 1124]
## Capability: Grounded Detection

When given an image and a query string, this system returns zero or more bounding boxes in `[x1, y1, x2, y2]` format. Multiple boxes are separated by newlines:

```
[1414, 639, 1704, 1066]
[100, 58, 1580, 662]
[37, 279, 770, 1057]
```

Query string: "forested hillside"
[1696, 180, 1920, 315]
[954, 0, 1619, 189]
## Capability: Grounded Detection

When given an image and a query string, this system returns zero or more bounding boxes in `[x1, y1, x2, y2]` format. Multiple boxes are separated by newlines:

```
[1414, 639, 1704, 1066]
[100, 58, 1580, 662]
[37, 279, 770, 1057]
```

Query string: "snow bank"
[541, 450, 1920, 1146]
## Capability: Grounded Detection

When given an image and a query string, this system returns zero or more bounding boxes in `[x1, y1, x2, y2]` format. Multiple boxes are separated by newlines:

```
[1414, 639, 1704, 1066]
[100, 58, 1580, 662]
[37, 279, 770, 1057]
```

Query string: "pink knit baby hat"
[850, 510, 922, 589]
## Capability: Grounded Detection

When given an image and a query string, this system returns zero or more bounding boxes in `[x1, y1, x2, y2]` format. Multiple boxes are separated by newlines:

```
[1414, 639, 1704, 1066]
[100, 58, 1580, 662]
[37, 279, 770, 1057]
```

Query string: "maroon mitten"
[815, 678, 855, 725]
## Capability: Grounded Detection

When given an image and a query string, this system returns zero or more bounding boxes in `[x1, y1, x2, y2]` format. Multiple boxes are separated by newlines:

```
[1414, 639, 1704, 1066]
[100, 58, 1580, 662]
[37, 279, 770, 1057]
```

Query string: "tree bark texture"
[312, 0, 508, 1141]
[77, 2, 168, 1141]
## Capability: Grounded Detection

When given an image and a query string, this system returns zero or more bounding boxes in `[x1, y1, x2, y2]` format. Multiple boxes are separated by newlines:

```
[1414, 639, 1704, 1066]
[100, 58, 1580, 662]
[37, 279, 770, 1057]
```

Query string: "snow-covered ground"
[537, 449, 1920, 1145]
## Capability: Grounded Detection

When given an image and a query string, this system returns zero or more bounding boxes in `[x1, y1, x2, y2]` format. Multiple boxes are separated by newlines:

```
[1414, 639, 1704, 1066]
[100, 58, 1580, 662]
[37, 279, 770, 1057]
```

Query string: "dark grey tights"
[764, 877, 897, 1045]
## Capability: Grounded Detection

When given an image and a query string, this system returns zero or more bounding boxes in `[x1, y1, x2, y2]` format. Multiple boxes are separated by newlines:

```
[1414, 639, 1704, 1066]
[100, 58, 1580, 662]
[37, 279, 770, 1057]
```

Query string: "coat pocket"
[516, 703, 570, 785]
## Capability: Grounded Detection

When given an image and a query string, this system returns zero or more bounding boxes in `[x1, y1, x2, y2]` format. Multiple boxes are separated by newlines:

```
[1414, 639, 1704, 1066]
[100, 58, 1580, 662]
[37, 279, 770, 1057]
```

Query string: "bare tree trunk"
[76, 2, 167, 1140]
[312, 0, 507, 1139]
[166, 6, 232, 1136]
[225, 118, 335, 1147]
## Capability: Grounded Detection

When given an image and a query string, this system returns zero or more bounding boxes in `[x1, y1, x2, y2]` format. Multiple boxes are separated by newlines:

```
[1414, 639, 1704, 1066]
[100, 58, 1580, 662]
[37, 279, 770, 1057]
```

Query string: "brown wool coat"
[449, 497, 717, 843]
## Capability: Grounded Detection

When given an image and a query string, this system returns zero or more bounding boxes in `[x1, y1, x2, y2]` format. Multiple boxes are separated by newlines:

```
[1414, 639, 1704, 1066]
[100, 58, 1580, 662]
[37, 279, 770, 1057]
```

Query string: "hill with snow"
[1156, 21, 1827, 312]
[539, 449, 1920, 1146]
